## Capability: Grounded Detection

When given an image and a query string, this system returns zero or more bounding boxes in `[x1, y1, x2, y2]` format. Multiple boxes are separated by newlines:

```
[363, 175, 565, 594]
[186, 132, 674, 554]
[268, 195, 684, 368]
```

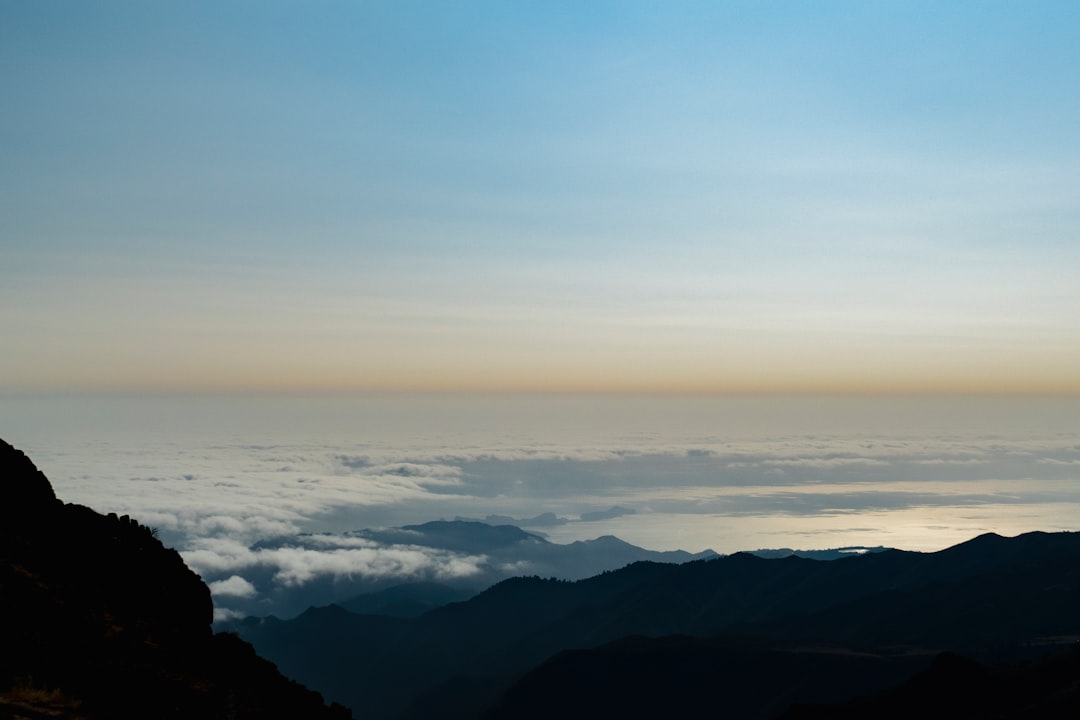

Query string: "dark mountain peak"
[747, 546, 892, 561]
[931, 529, 1080, 575]
[479, 573, 564, 596]
[725, 550, 771, 563]
[405, 519, 540, 537]
[338, 581, 474, 617]
[0, 439, 349, 719]
[304, 603, 352, 618]
[572, 534, 632, 548]
[945, 529, 1078, 552]
[954, 531, 1007, 546]
[396, 520, 549, 551]
[0, 438, 58, 521]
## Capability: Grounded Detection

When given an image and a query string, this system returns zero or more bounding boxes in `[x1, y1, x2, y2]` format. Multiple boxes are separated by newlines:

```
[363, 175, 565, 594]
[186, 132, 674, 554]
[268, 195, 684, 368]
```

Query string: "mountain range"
[231, 529, 1080, 719]
[236, 523, 883, 621]
[5, 436, 1079, 719]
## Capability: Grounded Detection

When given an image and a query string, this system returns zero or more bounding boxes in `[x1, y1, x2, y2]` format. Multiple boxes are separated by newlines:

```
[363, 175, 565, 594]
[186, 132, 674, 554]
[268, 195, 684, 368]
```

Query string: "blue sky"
[3, 1, 1079, 392]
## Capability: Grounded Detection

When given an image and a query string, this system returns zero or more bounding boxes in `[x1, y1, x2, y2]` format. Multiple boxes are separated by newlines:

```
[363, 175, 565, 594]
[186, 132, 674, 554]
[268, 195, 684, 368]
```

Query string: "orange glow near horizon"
[11, 359, 1080, 397]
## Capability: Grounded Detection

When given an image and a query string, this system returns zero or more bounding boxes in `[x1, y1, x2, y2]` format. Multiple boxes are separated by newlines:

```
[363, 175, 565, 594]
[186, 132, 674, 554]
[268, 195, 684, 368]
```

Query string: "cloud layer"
[6, 394, 1080, 619]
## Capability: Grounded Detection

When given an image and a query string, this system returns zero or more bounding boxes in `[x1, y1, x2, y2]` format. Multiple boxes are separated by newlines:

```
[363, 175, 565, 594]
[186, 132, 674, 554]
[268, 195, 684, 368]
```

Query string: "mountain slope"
[780, 646, 1080, 719]
[482, 635, 929, 720]
[0, 439, 350, 719]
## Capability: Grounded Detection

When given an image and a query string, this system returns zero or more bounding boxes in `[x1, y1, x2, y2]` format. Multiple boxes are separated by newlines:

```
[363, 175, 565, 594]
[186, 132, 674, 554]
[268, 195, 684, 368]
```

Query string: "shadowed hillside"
[480, 635, 927, 720]
[0, 439, 351, 719]
[780, 645, 1080, 720]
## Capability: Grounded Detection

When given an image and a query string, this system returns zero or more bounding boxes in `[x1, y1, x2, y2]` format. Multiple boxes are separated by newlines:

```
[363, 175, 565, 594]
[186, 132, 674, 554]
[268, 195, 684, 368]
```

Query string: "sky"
[3, 1, 1080, 394]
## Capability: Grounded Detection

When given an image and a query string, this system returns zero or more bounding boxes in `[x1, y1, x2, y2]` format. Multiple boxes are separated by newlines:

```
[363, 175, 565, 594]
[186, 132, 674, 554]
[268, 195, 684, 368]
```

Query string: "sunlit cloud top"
[3, 1, 1079, 393]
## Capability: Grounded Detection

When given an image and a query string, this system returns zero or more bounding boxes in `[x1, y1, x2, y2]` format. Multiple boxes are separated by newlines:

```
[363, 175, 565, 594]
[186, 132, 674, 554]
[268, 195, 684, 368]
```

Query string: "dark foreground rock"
[0, 438, 351, 719]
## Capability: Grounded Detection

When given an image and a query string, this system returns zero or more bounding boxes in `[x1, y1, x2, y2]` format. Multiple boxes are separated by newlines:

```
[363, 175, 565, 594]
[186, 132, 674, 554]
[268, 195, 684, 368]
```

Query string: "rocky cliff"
[0, 439, 351, 719]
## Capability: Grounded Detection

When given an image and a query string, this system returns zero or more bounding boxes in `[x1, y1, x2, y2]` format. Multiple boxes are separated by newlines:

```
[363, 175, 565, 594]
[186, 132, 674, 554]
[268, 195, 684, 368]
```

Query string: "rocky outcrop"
[0, 439, 351, 719]
[0, 439, 58, 520]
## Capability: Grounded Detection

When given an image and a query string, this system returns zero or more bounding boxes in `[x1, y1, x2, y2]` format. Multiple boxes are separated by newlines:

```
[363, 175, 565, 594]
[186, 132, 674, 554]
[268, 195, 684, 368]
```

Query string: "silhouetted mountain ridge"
[232, 527, 1080, 719]
[358, 520, 548, 553]
[338, 581, 475, 617]
[0, 439, 349, 719]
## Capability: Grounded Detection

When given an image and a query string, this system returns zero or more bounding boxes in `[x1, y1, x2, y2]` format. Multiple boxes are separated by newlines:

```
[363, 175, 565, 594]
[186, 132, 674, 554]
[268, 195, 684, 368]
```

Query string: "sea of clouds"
[4, 394, 1079, 619]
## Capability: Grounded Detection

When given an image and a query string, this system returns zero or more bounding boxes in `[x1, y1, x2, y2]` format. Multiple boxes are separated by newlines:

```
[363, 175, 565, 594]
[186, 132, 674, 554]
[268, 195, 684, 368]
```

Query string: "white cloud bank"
[6, 395, 1080, 616]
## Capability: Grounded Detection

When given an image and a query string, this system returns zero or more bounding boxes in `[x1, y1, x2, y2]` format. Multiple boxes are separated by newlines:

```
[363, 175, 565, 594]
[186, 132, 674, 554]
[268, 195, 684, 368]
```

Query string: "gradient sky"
[3, 1, 1080, 393]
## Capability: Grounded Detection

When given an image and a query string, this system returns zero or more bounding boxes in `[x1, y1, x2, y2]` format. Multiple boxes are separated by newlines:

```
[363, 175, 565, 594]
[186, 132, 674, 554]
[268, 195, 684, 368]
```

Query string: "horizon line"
[4, 385, 1080, 399]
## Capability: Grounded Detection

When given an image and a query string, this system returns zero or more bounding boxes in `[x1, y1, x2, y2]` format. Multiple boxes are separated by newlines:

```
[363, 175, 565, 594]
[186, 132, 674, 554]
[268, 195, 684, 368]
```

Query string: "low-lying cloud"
[184, 535, 486, 586]
[208, 575, 258, 598]
[10, 395, 1080, 621]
